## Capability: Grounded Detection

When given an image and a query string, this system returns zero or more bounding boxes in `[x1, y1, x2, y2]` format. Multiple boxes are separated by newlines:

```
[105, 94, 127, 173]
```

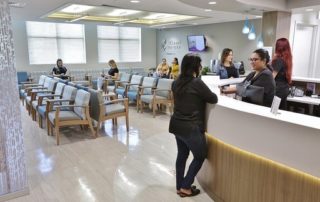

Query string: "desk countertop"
[287, 96, 320, 105]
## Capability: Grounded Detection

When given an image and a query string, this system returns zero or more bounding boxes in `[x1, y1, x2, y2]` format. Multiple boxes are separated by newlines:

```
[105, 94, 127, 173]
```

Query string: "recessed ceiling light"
[107, 9, 141, 16]
[255, 15, 262, 18]
[61, 4, 94, 13]
[204, 9, 212, 12]
[208, 1, 216, 5]
[130, 0, 140, 3]
[306, 8, 313, 12]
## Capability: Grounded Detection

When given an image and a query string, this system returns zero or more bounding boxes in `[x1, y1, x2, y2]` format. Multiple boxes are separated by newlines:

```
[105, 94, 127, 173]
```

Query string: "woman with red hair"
[272, 38, 293, 110]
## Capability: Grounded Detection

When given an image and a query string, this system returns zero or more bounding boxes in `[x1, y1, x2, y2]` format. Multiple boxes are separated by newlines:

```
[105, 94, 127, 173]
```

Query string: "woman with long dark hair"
[217, 48, 239, 79]
[169, 53, 218, 197]
[272, 38, 293, 110]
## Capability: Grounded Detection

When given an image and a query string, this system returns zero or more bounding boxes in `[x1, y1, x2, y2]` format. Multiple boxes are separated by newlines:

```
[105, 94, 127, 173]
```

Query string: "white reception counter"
[197, 78, 320, 202]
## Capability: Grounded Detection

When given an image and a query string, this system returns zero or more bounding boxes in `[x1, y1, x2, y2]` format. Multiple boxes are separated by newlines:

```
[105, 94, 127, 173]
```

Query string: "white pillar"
[0, 0, 28, 200]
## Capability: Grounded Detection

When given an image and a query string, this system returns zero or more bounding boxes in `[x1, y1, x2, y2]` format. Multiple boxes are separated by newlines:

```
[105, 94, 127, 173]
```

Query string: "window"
[97, 26, 141, 63]
[26, 21, 86, 64]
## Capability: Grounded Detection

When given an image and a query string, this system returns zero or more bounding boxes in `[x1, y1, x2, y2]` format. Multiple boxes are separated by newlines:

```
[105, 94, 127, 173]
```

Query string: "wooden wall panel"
[197, 134, 320, 202]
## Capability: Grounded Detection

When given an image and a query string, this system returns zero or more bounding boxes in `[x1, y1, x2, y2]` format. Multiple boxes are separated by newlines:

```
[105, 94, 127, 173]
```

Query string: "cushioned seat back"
[55, 82, 65, 96]
[141, 77, 157, 95]
[17, 71, 28, 84]
[120, 73, 131, 83]
[47, 79, 57, 92]
[156, 79, 173, 98]
[74, 90, 91, 119]
[61, 85, 77, 101]
[88, 89, 103, 121]
[129, 75, 143, 91]
[38, 75, 46, 85]
[42, 77, 52, 89]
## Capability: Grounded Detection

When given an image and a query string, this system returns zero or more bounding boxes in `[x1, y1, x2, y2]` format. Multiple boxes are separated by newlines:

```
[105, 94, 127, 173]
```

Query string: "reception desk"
[197, 86, 320, 202]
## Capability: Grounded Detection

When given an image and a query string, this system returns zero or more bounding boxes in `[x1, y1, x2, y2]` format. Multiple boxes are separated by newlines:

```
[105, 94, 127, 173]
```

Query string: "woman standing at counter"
[217, 48, 239, 79]
[272, 38, 293, 110]
[169, 53, 218, 197]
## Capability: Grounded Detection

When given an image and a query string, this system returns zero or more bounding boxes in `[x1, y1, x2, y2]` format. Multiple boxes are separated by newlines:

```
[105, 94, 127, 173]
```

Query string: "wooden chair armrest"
[54, 104, 87, 109]
[103, 98, 128, 105]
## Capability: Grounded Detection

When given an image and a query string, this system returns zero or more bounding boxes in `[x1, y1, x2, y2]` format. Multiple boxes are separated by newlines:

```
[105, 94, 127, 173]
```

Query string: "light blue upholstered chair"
[35, 82, 66, 128]
[30, 78, 58, 120]
[116, 74, 143, 98]
[42, 85, 77, 133]
[139, 78, 173, 117]
[47, 89, 95, 145]
[136, 77, 158, 112]
[89, 89, 129, 136]
[20, 75, 46, 104]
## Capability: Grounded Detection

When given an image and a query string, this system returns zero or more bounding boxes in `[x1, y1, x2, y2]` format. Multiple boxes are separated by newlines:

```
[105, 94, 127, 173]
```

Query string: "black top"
[225, 65, 239, 78]
[108, 67, 119, 76]
[52, 66, 67, 75]
[272, 58, 290, 98]
[272, 58, 288, 84]
[169, 77, 218, 135]
[243, 68, 275, 107]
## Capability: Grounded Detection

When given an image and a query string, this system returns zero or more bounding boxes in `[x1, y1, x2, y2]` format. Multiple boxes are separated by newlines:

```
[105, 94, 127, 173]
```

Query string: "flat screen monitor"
[187, 35, 206, 52]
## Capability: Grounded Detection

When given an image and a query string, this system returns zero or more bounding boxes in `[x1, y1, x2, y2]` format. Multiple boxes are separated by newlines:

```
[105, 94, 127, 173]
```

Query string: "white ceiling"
[9, 0, 320, 28]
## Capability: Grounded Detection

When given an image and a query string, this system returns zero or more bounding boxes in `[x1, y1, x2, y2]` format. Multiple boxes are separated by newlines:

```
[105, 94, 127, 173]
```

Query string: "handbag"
[236, 80, 264, 105]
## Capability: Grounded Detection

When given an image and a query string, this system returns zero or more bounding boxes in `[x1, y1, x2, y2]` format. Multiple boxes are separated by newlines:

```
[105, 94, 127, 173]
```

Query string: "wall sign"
[161, 38, 181, 55]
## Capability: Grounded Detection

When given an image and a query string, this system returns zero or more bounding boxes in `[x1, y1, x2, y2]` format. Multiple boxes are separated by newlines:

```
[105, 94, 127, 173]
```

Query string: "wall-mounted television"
[187, 35, 206, 52]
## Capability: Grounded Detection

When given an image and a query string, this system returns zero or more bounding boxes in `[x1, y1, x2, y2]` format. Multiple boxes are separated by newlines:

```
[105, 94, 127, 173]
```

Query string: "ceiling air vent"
[8, 1, 26, 8]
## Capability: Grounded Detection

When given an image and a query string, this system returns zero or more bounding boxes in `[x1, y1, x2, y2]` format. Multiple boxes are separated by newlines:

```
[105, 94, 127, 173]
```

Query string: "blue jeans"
[175, 129, 207, 190]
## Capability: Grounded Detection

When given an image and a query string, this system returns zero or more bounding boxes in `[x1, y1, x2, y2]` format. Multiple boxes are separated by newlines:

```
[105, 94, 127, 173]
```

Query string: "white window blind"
[26, 21, 86, 65]
[97, 26, 141, 63]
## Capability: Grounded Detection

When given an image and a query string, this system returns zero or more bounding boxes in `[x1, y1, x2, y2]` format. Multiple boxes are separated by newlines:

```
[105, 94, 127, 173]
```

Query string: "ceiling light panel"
[61, 4, 94, 13]
[142, 13, 177, 20]
[106, 9, 141, 17]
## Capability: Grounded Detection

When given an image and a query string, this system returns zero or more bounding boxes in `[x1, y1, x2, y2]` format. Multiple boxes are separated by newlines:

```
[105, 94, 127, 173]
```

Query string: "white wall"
[156, 19, 262, 71]
[290, 12, 320, 78]
[12, 20, 157, 72]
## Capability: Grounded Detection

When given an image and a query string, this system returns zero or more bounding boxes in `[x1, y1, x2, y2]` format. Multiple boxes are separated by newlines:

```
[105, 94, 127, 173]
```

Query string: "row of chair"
[19, 75, 129, 145]
[101, 72, 174, 117]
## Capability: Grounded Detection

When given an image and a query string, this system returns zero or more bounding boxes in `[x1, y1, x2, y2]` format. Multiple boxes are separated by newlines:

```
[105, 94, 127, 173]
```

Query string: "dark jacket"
[243, 68, 275, 107]
[169, 77, 218, 136]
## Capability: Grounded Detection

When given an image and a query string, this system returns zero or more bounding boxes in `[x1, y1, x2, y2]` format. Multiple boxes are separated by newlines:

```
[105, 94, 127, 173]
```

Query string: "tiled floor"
[8, 104, 213, 202]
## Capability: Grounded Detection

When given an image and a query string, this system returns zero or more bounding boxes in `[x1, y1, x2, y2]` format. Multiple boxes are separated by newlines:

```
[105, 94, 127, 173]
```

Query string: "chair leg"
[47, 118, 50, 135]
[87, 119, 96, 138]
[153, 102, 156, 118]
[96, 121, 101, 137]
[38, 115, 42, 128]
[114, 118, 118, 125]
[125, 115, 129, 132]
[56, 126, 60, 145]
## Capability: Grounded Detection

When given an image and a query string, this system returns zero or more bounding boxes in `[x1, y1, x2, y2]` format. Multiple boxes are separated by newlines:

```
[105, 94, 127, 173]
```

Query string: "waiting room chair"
[139, 78, 173, 117]
[20, 75, 46, 104]
[115, 74, 142, 98]
[136, 77, 158, 112]
[89, 89, 129, 136]
[35, 82, 66, 128]
[47, 89, 95, 145]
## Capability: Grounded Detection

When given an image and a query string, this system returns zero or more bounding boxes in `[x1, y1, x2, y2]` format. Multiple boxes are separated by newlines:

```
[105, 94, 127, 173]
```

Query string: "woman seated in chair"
[52, 59, 68, 79]
[170, 57, 180, 80]
[97, 59, 119, 90]
[156, 58, 170, 78]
